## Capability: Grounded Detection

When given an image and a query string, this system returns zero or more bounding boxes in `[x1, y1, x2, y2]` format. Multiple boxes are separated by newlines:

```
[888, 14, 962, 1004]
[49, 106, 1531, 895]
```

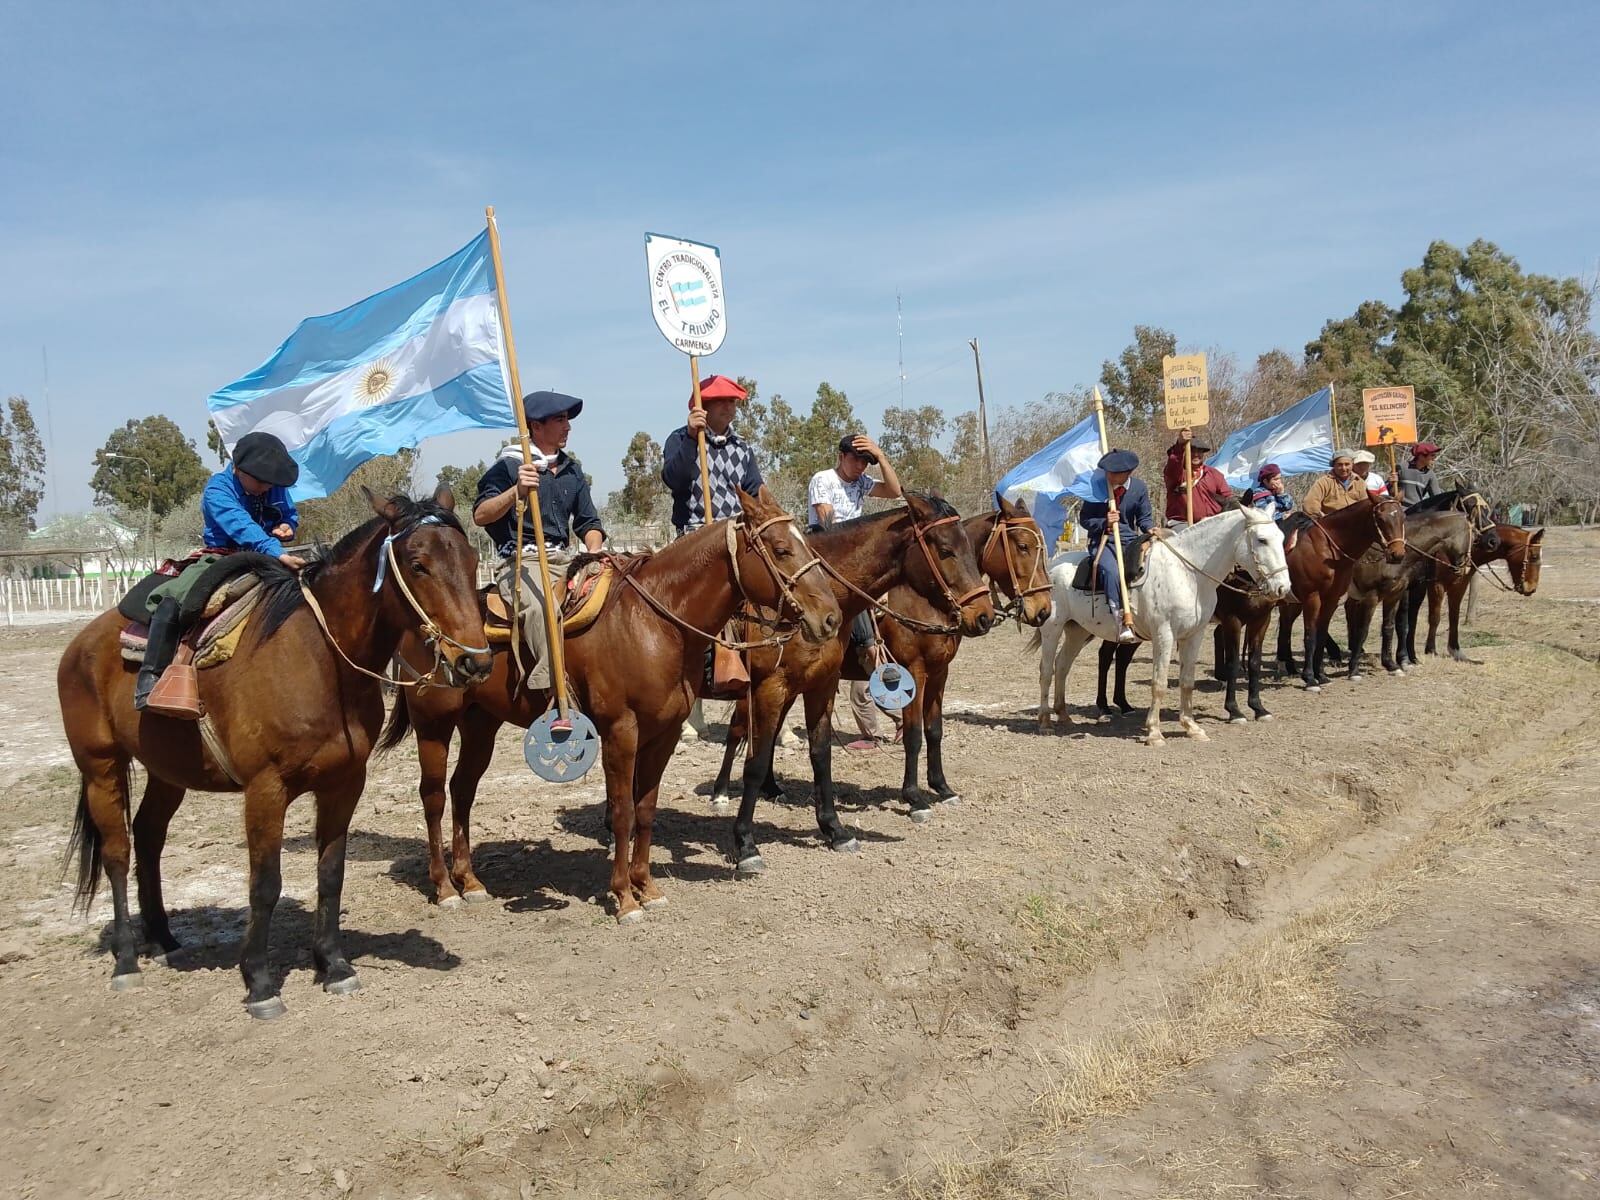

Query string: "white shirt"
[1362, 471, 1389, 496]
[807, 468, 874, 527]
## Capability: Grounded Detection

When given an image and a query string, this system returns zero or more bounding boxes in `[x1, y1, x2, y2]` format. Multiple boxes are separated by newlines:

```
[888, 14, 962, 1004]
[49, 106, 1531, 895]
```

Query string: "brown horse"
[709, 493, 995, 874]
[1410, 521, 1541, 661]
[379, 486, 840, 924]
[58, 491, 491, 1018]
[878, 497, 1051, 814]
[1272, 495, 1407, 690]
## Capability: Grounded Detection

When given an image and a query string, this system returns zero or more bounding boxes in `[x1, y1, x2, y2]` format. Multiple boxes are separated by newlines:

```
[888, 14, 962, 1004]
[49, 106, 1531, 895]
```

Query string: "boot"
[134, 598, 182, 711]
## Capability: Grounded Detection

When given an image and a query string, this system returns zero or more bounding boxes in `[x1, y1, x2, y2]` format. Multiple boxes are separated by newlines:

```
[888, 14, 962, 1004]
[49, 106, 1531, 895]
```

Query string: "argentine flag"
[1206, 387, 1334, 488]
[995, 413, 1102, 552]
[208, 232, 516, 500]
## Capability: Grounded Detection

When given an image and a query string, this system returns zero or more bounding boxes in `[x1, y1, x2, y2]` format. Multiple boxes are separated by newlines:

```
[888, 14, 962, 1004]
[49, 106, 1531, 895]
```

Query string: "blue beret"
[522, 390, 584, 423]
[1098, 448, 1139, 473]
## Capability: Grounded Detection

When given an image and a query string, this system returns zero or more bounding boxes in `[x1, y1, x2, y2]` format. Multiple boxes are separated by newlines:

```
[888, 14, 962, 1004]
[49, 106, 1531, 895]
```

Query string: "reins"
[1306, 497, 1406, 563]
[819, 512, 984, 636]
[982, 514, 1052, 617]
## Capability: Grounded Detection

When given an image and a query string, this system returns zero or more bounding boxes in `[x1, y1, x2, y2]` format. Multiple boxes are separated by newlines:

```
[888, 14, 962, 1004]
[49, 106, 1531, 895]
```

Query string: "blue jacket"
[1248, 487, 1295, 517]
[1079, 475, 1153, 544]
[201, 468, 298, 557]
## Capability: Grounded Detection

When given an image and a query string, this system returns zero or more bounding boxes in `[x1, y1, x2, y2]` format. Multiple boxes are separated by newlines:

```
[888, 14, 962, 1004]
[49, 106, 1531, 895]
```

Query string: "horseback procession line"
[45, 213, 1550, 1026]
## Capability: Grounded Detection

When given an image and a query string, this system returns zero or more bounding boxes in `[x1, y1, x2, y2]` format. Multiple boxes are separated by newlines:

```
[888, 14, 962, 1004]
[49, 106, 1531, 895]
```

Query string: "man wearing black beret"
[1078, 448, 1164, 643]
[474, 391, 605, 690]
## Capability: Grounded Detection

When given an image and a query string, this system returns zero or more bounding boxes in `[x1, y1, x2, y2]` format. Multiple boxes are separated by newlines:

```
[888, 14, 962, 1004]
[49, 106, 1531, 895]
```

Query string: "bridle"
[819, 509, 990, 636]
[982, 513, 1052, 617]
[303, 515, 489, 691]
[1151, 510, 1289, 596]
[726, 513, 827, 629]
[1308, 496, 1406, 563]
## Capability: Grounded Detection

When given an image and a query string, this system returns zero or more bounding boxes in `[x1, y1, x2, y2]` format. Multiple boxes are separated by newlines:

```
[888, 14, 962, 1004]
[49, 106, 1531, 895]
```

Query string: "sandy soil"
[0, 529, 1595, 1200]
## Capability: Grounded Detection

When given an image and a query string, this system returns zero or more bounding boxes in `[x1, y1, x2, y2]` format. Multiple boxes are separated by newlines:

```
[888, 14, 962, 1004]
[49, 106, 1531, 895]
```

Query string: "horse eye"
[410, 560, 430, 576]
[775, 544, 793, 558]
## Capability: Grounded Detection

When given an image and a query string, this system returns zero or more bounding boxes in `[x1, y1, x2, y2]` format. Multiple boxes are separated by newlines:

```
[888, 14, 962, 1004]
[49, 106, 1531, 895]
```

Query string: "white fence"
[3, 571, 144, 627]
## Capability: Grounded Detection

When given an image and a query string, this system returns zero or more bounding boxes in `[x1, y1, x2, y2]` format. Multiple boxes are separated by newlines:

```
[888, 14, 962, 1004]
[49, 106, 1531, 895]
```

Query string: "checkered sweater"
[661, 425, 764, 533]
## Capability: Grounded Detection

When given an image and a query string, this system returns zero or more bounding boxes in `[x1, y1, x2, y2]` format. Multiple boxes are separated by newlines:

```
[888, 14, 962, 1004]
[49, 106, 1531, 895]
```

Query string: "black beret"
[1098, 448, 1139, 473]
[523, 391, 584, 423]
[232, 432, 299, 488]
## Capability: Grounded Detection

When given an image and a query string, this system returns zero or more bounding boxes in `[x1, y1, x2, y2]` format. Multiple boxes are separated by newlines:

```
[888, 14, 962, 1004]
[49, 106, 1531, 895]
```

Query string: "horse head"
[1232, 502, 1292, 599]
[1372, 496, 1408, 563]
[1508, 526, 1543, 595]
[905, 492, 994, 636]
[734, 485, 841, 643]
[1455, 488, 1501, 558]
[364, 487, 493, 686]
[986, 495, 1052, 626]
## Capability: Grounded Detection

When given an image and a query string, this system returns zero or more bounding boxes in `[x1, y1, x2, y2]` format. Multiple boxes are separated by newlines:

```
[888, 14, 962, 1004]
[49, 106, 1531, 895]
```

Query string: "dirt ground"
[1, 529, 1595, 1200]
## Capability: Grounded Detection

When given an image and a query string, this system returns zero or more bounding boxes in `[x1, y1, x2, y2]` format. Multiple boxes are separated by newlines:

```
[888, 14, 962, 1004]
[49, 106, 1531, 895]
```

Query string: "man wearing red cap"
[661, 375, 764, 535]
[1398, 442, 1442, 506]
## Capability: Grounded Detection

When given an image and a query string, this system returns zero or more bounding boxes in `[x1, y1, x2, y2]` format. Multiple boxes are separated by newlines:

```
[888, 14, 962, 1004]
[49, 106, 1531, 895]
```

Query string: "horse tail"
[377, 694, 414, 753]
[66, 775, 104, 912]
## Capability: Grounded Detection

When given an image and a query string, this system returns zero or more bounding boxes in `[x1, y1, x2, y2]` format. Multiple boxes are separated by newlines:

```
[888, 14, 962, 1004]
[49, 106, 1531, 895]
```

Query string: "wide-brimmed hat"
[232, 432, 299, 488]
[692, 375, 747, 408]
[523, 390, 583, 422]
[1098, 448, 1139, 473]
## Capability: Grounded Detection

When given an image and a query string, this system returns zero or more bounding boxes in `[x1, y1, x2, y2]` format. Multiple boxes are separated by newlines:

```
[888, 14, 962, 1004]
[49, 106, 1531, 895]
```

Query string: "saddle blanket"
[120, 574, 264, 669]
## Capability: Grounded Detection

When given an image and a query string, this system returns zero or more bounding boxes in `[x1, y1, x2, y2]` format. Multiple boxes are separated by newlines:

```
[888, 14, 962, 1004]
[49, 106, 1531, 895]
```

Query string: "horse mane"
[1406, 488, 1462, 515]
[257, 495, 465, 641]
[825, 491, 959, 531]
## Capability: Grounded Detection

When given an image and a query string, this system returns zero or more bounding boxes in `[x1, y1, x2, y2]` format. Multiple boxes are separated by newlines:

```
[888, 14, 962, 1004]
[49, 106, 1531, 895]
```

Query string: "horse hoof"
[1187, 730, 1210, 742]
[641, 895, 669, 911]
[1348, 673, 1363, 682]
[461, 889, 492, 905]
[832, 837, 861, 854]
[1144, 736, 1165, 747]
[437, 894, 462, 911]
[709, 793, 731, 809]
[1228, 716, 1248, 725]
[1256, 712, 1274, 722]
[247, 996, 287, 1021]
[617, 908, 645, 926]
[936, 794, 962, 808]
[145, 946, 182, 967]
[1304, 684, 1321, 694]
[908, 807, 934, 824]
[323, 974, 362, 996]
[735, 855, 767, 877]
[1392, 668, 1406, 677]
[110, 972, 143, 993]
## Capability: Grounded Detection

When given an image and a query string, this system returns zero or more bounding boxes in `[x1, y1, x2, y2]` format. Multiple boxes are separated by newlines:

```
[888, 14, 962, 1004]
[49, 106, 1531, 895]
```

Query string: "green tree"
[205, 418, 229, 464]
[608, 431, 663, 521]
[880, 404, 948, 492]
[434, 460, 488, 508]
[0, 395, 47, 535]
[296, 451, 415, 543]
[1099, 326, 1177, 430]
[91, 415, 209, 518]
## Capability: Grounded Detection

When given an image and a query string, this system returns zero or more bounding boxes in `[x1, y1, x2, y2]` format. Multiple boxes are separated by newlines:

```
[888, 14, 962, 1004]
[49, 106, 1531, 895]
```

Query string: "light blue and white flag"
[208, 232, 516, 500]
[995, 413, 1102, 551]
[1207, 387, 1334, 488]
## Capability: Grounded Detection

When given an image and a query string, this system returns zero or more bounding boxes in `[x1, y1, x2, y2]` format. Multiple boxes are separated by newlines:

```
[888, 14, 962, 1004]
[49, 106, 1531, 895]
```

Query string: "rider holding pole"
[661, 375, 763, 535]
[1079, 448, 1162, 644]
[473, 390, 605, 691]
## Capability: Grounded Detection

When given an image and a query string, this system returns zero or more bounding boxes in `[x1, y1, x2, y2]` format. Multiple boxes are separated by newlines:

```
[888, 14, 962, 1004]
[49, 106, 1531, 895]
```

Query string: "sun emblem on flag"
[357, 358, 398, 406]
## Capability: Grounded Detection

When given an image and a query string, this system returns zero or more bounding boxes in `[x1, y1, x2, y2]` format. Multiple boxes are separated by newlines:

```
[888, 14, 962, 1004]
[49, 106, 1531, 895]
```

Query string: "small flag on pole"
[208, 232, 517, 500]
[995, 413, 1102, 551]
[1206, 387, 1334, 488]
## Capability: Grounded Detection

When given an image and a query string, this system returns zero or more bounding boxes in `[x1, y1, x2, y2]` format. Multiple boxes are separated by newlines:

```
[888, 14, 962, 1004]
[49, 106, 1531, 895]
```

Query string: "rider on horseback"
[1079, 448, 1165, 644]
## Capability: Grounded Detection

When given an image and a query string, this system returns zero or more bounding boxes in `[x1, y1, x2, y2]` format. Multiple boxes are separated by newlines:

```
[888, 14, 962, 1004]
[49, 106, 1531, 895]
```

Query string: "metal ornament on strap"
[868, 660, 917, 711]
[486, 206, 599, 782]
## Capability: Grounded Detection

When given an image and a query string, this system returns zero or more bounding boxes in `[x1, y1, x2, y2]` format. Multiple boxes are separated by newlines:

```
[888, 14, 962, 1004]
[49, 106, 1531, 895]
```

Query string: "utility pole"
[969, 338, 993, 486]
[896, 292, 906, 407]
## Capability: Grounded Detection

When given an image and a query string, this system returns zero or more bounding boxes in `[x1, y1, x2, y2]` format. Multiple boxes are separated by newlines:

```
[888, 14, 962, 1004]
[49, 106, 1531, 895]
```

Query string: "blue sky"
[3, 1, 1596, 516]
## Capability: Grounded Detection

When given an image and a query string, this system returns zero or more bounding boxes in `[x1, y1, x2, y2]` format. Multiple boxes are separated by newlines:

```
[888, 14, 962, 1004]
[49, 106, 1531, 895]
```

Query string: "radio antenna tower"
[896, 292, 906, 406]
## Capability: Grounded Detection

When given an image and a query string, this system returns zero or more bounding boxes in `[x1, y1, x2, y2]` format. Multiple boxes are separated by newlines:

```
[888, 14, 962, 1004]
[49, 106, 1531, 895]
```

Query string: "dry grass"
[1015, 883, 1171, 976]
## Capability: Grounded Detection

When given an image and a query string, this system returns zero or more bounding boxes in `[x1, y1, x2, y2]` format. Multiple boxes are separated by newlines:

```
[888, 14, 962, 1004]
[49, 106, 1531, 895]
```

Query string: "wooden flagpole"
[485, 206, 572, 722]
[1328, 383, 1342, 452]
[1183, 441, 1194, 525]
[689, 356, 714, 521]
[1092, 387, 1134, 632]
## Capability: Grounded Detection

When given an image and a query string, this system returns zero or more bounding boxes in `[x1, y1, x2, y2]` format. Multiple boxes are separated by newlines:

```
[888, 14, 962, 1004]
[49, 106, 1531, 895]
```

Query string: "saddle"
[483, 556, 623, 646]
[1071, 534, 1153, 593]
[120, 573, 265, 668]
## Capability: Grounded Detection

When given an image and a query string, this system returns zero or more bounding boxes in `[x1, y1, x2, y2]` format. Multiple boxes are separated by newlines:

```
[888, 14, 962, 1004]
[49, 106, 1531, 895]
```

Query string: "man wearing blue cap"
[1078, 448, 1162, 643]
[474, 391, 605, 689]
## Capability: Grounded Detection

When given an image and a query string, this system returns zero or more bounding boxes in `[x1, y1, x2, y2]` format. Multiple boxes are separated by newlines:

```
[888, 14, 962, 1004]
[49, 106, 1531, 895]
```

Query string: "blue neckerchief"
[372, 515, 443, 593]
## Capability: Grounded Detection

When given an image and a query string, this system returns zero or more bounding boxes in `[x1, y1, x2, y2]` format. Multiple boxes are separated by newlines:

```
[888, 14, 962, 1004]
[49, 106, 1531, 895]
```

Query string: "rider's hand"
[278, 553, 306, 571]
[1106, 505, 1119, 522]
[270, 523, 295, 539]
[1179, 427, 1193, 443]
[515, 461, 542, 498]
[687, 406, 708, 435]
[852, 435, 884, 460]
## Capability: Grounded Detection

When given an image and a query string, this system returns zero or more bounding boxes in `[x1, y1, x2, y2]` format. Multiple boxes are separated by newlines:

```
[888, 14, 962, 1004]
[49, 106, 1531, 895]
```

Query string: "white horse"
[1033, 505, 1291, 745]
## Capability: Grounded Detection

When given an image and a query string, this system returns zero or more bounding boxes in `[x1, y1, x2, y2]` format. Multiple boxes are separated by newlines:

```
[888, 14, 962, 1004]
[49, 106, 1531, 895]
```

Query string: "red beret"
[692, 375, 747, 407]
[1412, 442, 1440, 455]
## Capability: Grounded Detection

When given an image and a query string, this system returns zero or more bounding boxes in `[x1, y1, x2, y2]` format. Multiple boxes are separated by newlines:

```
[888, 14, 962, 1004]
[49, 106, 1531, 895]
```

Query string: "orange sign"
[1362, 386, 1418, 446]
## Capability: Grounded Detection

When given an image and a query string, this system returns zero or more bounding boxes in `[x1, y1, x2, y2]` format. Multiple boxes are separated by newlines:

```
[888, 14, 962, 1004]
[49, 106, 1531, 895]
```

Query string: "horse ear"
[1530, 527, 1545, 544]
[433, 484, 457, 513]
[736, 486, 762, 517]
[904, 491, 934, 521]
[363, 485, 403, 524]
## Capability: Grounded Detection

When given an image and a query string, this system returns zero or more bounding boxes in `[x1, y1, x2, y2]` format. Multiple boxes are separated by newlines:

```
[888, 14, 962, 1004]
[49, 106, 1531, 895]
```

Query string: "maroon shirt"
[1163, 443, 1233, 521]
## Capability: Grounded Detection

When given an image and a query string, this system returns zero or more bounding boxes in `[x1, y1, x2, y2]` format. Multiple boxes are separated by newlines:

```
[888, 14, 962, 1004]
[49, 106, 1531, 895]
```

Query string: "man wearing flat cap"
[1078, 448, 1160, 643]
[474, 391, 605, 690]
[1162, 428, 1234, 525]
[1398, 442, 1442, 506]
[1303, 450, 1363, 517]
[661, 375, 764, 535]
[133, 430, 304, 709]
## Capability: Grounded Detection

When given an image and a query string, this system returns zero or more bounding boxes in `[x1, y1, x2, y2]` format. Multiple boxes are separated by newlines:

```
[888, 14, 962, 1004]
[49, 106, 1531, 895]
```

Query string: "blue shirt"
[201, 469, 298, 557]
[1248, 487, 1295, 517]
[1079, 475, 1154, 544]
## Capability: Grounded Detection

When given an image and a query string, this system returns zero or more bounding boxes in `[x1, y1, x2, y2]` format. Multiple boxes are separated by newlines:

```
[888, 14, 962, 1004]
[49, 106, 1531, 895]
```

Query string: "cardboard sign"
[644, 232, 727, 356]
[1362, 386, 1418, 446]
[1162, 353, 1209, 429]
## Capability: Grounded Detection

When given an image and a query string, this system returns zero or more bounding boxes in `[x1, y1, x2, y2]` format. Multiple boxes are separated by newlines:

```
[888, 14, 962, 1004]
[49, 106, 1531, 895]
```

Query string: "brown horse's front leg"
[601, 721, 642, 924]
[132, 775, 186, 962]
[923, 663, 960, 806]
[240, 772, 292, 1019]
[448, 708, 501, 902]
[629, 731, 678, 912]
[711, 696, 747, 809]
[312, 779, 363, 997]
[414, 721, 460, 908]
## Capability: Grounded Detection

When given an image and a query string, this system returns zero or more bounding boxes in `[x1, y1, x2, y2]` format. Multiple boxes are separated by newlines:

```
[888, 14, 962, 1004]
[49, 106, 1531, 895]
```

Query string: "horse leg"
[1425, 580, 1444, 656]
[731, 681, 785, 874]
[804, 687, 857, 847]
[132, 776, 185, 962]
[1345, 599, 1370, 680]
[1095, 640, 1116, 721]
[311, 779, 363, 996]
[1447, 577, 1468, 660]
[1144, 626, 1175, 745]
[77, 756, 141, 990]
[414, 719, 460, 907]
[1211, 624, 1228, 682]
[240, 773, 292, 1018]
[628, 731, 678, 911]
[1402, 581, 1424, 666]
[1114, 642, 1136, 713]
[1299, 595, 1322, 689]
[447, 708, 500, 902]
[1380, 595, 1401, 674]
[1220, 619, 1245, 723]
[1276, 603, 1299, 676]
[710, 696, 747, 809]
[601, 718, 643, 923]
[761, 700, 791, 799]
[898, 670, 930, 819]
[1036, 613, 1064, 730]
[1246, 612, 1272, 719]
[1176, 631, 1209, 741]
[924, 664, 958, 805]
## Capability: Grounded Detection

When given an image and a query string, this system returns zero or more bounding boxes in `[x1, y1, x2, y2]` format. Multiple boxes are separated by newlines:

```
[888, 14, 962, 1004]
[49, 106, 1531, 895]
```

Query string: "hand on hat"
[515, 461, 542, 499]
[852, 435, 884, 461]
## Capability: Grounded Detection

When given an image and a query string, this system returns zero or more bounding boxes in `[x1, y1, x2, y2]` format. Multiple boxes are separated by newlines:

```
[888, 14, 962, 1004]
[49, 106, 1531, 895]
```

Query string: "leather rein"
[819, 512, 988, 636]
[1306, 497, 1407, 564]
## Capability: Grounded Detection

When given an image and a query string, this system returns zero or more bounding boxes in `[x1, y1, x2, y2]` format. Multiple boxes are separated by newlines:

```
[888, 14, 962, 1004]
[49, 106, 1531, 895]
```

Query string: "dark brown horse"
[58, 492, 491, 1018]
[1407, 516, 1538, 662]
[1272, 495, 1407, 690]
[878, 497, 1051, 814]
[1339, 509, 1471, 677]
[709, 494, 995, 874]
[380, 486, 841, 924]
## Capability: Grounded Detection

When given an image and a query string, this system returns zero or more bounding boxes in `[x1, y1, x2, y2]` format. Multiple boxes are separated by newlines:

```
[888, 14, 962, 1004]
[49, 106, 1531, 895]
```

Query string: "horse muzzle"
[444, 648, 494, 687]
[801, 606, 842, 644]
[1384, 539, 1407, 563]
[960, 599, 996, 636]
